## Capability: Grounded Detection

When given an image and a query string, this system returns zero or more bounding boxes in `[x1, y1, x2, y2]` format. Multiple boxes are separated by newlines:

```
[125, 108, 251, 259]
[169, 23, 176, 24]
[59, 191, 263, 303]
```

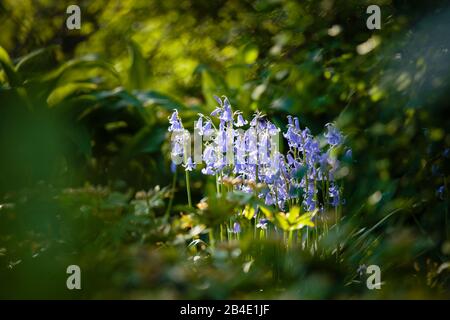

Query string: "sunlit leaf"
[0, 46, 20, 86]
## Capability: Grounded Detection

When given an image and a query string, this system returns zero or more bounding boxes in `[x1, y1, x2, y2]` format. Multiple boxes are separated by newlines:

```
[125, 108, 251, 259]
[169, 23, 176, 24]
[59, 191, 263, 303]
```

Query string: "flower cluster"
[168, 95, 350, 212]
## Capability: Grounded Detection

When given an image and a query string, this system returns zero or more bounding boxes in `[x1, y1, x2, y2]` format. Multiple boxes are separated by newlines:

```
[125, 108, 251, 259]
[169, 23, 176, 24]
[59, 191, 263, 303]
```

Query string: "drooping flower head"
[235, 113, 248, 127]
[168, 109, 184, 132]
[220, 97, 233, 122]
[329, 183, 340, 207]
[183, 157, 195, 171]
[436, 185, 445, 200]
[325, 123, 343, 147]
[257, 218, 269, 229]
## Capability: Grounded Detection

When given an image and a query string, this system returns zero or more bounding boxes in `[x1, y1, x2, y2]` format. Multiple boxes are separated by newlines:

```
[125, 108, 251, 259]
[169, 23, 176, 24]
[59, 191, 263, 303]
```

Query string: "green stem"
[288, 230, 293, 248]
[216, 174, 219, 195]
[335, 206, 340, 261]
[209, 229, 215, 248]
[306, 227, 309, 249]
[185, 170, 192, 207]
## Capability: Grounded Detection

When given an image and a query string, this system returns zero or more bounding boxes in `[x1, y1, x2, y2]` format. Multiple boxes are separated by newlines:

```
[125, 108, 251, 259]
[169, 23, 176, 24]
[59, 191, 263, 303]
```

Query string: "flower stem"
[288, 230, 293, 248]
[185, 170, 192, 207]
[209, 229, 215, 248]
[335, 206, 340, 261]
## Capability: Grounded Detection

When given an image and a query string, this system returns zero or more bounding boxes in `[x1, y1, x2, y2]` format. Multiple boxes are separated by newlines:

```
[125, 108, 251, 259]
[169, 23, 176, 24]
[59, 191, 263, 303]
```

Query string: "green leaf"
[242, 43, 259, 64]
[226, 64, 247, 89]
[274, 213, 289, 231]
[16, 46, 58, 80]
[93, 88, 142, 107]
[0, 46, 20, 86]
[127, 40, 150, 90]
[243, 204, 255, 220]
[42, 55, 120, 84]
[47, 82, 98, 107]
[259, 205, 274, 220]
[134, 90, 186, 110]
[287, 206, 301, 224]
[198, 65, 229, 108]
[274, 207, 316, 231]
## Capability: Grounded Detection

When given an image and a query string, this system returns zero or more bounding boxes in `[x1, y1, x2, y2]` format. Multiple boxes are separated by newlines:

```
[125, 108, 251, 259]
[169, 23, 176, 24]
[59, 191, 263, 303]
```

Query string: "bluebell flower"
[211, 95, 223, 118]
[202, 145, 217, 174]
[329, 183, 340, 207]
[168, 109, 183, 132]
[287, 115, 293, 126]
[220, 97, 233, 122]
[211, 107, 222, 118]
[304, 184, 317, 211]
[213, 94, 223, 106]
[286, 153, 295, 166]
[170, 129, 188, 163]
[233, 222, 241, 233]
[257, 218, 269, 229]
[183, 157, 195, 171]
[235, 114, 248, 127]
[274, 181, 288, 204]
[233, 163, 246, 175]
[201, 166, 215, 175]
[214, 157, 227, 172]
[304, 136, 321, 165]
[250, 111, 266, 130]
[318, 151, 329, 169]
[170, 161, 177, 173]
[265, 192, 275, 206]
[436, 185, 445, 200]
[267, 121, 279, 136]
[235, 136, 247, 166]
[195, 117, 203, 135]
[294, 117, 300, 130]
[283, 129, 301, 148]
[202, 120, 214, 136]
[325, 123, 343, 146]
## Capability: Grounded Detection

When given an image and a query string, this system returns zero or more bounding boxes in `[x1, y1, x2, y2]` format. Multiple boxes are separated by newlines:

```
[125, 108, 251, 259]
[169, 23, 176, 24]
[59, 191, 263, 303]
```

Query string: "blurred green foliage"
[0, 0, 449, 298]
